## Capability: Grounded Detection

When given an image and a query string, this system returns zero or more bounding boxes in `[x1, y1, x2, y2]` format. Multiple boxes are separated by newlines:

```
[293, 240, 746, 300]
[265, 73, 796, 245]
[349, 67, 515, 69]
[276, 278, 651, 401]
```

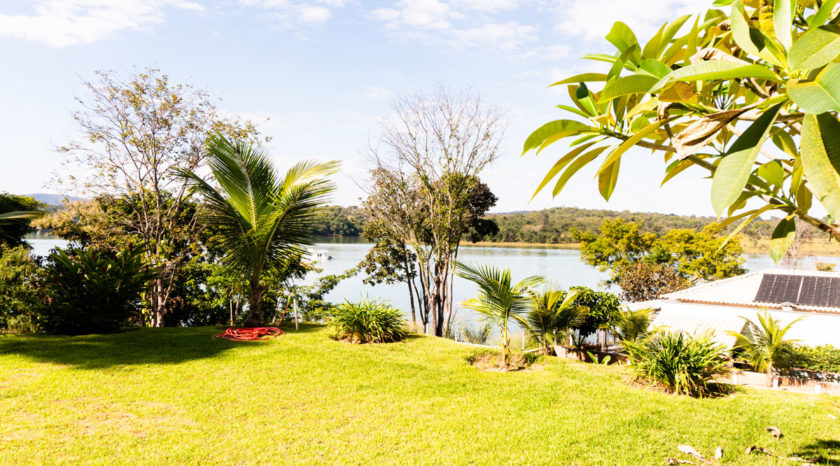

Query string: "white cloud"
[0, 0, 203, 47]
[552, 0, 710, 42]
[239, 0, 344, 26]
[370, 0, 538, 51]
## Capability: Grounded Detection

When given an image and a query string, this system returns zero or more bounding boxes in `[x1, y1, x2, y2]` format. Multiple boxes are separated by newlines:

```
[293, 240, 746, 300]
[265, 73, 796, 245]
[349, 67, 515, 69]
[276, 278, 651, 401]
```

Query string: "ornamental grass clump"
[332, 298, 407, 343]
[624, 331, 730, 397]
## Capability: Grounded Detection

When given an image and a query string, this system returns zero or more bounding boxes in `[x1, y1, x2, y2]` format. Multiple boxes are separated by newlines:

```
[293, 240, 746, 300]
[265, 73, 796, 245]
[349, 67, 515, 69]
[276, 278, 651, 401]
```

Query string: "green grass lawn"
[1, 325, 839, 464]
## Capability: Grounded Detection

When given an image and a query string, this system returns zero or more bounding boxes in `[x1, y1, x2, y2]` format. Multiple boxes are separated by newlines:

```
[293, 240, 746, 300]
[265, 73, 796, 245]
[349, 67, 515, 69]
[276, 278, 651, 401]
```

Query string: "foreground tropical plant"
[615, 307, 653, 342]
[728, 311, 800, 385]
[457, 263, 543, 369]
[37, 246, 156, 335]
[525, 0, 840, 261]
[331, 298, 407, 343]
[179, 133, 338, 326]
[526, 287, 583, 355]
[624, 331, 730, 397]
[461, 322, 492, 345]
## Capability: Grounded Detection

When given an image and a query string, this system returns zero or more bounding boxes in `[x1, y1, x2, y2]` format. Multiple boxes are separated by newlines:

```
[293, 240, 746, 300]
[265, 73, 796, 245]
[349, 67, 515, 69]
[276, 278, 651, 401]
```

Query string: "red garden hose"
[213, 327, 285, 341]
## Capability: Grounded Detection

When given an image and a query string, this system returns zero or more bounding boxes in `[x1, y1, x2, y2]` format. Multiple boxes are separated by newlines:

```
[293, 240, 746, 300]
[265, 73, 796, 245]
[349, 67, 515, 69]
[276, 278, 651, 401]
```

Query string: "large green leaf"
[531, 142, 598, 199]
[809, 0, 838, 27]
[550, 73, 608, 86]
[600, 74, 659, 101]
[652, 61, 779, 92]
[522, 120, 591, 155]
[788, 25, 840, 71]
[773, 0, 793, 50]
[730, 0, 762, 57]
[552, 146, 611, 196]
[801, 113, 840, 220]
[596, 117, 675, 174]
[598, 158, 621, 200]
[710, 104, 783, 216]
[788, 63, 840, 114]
[770, 216, 796, 264]
[606, 21, 639, 56]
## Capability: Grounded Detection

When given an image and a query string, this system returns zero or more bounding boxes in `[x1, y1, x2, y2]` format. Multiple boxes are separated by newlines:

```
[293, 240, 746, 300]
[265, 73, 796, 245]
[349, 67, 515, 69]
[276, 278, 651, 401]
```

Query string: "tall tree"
[57, 68, 259, 326]
[524, 1, 840, 261]
[0, 193, 42, 249]
[178, 134, 338, 326]
[365, 89, 502, 336]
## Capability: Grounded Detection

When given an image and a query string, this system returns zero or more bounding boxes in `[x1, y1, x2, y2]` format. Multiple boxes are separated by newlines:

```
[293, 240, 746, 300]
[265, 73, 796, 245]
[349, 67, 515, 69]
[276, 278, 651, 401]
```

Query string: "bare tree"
[56, 68, 259, 326]
[364, 89, 502, 336]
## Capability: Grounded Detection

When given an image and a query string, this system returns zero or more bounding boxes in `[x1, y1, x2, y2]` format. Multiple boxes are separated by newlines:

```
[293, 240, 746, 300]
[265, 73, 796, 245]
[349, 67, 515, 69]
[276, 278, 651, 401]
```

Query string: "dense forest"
[311, 205, 782, 243]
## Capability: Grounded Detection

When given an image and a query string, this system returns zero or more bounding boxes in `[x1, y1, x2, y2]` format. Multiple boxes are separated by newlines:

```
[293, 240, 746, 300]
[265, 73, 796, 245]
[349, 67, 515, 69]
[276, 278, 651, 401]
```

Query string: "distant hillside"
[24, 193, 85, 207]
[311, 205, 780, 243]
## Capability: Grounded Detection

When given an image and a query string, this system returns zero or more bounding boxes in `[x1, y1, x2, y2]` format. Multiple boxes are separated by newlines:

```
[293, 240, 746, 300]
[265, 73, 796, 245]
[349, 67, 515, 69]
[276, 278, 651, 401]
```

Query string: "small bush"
[37, 246, 155, 335]
[624, 331, 730, 397]
[461, 322, 492, 345]
[332, 298, 407, 343]
[0, 245, 42, 332]
[788, 345, 840, 375]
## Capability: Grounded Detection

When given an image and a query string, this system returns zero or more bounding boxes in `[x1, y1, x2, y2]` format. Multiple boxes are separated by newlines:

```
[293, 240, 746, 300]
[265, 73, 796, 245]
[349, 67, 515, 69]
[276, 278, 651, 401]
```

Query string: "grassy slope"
[1, 326, 838, 465]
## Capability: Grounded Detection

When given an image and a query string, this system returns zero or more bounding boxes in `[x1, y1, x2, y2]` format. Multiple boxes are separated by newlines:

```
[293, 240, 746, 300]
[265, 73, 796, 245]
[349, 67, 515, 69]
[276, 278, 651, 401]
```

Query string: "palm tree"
[456, 262, 543, 369]
[615, 307, 652, 343]
[727, 311, 801, 386]
[179, 133, 338, 326]
[526, 287, 582, 355]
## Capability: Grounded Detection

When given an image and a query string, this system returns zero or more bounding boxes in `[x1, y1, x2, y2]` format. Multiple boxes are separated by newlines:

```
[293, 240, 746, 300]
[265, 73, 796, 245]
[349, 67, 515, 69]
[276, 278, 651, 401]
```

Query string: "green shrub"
[0, 245, 42, 332]
[331, 298, 407, 343]
[461, 322, 492, 345]
[37, 246, 155, 335]
[624, 331, 730, 397]
[788, 345, 840, 375]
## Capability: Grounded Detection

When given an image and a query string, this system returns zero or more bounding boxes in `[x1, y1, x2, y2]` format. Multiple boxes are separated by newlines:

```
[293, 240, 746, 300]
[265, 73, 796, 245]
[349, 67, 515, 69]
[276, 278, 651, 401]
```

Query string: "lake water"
[27, 237, 838, 332]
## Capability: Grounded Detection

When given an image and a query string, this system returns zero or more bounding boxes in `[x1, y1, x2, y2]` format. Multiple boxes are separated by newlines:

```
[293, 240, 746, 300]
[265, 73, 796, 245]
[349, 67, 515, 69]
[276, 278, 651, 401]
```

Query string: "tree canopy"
[525, 0, 840, 262]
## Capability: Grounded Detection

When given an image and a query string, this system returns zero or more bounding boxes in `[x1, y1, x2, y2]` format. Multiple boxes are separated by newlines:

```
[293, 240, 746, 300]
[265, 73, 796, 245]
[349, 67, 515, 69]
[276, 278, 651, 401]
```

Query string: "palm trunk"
[245, 278, 265, 327]
[501, 321, 509, 370]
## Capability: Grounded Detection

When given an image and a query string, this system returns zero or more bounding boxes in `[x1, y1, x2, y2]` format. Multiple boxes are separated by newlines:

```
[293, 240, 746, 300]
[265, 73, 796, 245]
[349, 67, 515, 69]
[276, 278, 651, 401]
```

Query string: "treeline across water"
[312, 205, 780, 244]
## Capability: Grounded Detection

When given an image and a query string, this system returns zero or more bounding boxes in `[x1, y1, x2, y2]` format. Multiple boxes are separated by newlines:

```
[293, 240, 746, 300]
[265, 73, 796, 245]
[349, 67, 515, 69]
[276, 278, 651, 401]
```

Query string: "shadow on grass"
[792, 440, 840, 465]
[0, 327, 244, 369]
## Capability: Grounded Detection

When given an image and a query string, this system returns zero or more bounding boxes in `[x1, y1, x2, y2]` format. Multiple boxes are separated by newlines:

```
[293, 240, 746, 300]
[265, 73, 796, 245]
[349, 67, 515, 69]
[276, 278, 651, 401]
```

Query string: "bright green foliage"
[525, 288, 583, 354]
[615, 307, 653, 342]
[624, 331, 730, 397]
[331, 298, 407, 343]
[564, 286, 622, 345]
[0, 245, 42, 332]
[36, 246, 156, 335]
[178, 133, 338, 326]
[1, 327, 839, 463]
[728, 311, 800, 383]
[525, 0, 840, 261]
[789, 344, 840, 376]
[576, 219, 745, 300]
[460, 322, 492, 344]
[457, 262, 543, 368]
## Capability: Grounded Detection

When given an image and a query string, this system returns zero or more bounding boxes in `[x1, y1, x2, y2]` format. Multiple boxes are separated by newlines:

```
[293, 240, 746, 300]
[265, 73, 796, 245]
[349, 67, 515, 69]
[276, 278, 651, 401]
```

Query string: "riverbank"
[464, 240, 840, 257]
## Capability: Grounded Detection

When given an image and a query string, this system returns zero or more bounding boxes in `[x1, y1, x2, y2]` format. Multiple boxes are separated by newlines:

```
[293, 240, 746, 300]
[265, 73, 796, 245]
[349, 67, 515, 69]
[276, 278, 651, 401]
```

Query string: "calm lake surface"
[26, 237, 838, 331]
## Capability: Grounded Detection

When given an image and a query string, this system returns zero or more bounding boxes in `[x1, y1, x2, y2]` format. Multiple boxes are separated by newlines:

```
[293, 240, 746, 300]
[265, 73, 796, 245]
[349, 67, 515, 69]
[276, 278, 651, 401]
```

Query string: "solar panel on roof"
[753, 273, 840, 308]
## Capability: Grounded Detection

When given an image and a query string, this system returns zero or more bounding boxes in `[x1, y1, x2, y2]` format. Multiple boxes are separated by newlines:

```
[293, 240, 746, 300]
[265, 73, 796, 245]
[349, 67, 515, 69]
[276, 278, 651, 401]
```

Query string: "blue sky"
[0, 0, 721, 215]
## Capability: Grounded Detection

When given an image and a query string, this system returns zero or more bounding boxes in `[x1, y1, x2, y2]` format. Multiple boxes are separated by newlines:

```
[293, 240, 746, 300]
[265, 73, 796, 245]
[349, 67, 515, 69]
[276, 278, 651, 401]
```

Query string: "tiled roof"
[662, 269, 840, 314]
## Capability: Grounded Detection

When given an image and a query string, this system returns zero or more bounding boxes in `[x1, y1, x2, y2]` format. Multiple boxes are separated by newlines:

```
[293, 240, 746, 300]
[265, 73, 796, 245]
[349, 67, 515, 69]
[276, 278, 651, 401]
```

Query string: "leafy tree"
[365, 90, 502, 336]
[728, 311, 801, 385]
[57, 67, 259, 326]
[457, 262, 543, 369]
[0, 245, 43, 332]
[178, 134, 338, 326]
[0, 193, 42, 248]
[524, 0, 840, 261]
[525, 288, 583, 355]
[615, 262, 688, 302]
[37, 246, 156, 335]
[566, 286, 622, 352]
[577, 218, 745, 300]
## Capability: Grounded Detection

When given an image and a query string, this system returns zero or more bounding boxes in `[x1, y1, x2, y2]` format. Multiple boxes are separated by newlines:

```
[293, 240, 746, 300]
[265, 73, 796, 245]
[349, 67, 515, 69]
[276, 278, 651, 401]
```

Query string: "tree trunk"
[150, 278, 166, 327]
[501, 322, 509, 370]
[245, 280, 265, 327]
